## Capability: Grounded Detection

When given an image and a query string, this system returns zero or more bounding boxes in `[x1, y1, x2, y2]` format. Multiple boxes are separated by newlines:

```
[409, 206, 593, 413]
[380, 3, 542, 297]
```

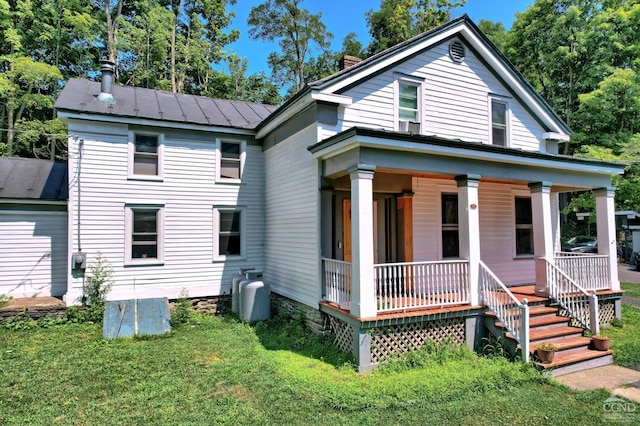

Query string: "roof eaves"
[307, 127, 624, 171]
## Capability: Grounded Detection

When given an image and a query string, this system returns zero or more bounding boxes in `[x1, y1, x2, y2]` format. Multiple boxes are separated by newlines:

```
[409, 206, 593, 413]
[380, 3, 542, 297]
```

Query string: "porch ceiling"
[309, 128, 624, 190]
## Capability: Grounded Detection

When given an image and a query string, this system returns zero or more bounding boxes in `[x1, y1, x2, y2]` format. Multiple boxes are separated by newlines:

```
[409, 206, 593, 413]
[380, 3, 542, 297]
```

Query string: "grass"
[604, 304, 640, 369]
[621, 281, 640, 299]
[1, 311, 639, 425]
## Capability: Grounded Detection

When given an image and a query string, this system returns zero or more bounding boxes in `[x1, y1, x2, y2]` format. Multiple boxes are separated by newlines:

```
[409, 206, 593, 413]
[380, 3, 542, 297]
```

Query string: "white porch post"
[456, 175, 481, 306]
[595, 187, 620, 291]
[530, 182, 554, 297]
[349, 164, 377, 318]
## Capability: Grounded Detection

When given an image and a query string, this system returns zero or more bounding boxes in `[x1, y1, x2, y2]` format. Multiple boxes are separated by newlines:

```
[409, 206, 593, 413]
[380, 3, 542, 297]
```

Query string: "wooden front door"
[343, 199, 378, 263]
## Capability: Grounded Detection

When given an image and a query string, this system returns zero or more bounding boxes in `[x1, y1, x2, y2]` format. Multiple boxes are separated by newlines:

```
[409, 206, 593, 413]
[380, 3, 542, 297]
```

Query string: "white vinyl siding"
[66, 120, 265, 302]
[335, 38, 544, 151]
[0, 209, 68, 298]
[264, 125, 320, 307]
[413, 177, 535, 285]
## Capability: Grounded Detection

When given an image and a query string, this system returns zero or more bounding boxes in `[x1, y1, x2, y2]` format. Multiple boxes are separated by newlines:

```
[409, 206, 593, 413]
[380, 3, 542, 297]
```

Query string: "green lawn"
[621, 281, 640, 299]
[2, 310, 639, 425]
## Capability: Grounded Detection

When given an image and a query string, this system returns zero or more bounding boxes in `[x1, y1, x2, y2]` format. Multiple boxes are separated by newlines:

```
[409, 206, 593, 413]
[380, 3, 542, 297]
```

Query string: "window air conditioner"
[399, 120, 421, 134]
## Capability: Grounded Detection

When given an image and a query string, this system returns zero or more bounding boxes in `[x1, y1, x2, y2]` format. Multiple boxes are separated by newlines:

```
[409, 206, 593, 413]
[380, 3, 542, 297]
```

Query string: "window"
[397, 80, 421, 133]
[217, 139, 245, 182]
[125, 206, 164, 264]
[128, 132, 163, 179]
[490, 99, 508, 146]
[213, 207, 245, 260]
[442, 194, 459, 258]
[515, 197, 534, 256]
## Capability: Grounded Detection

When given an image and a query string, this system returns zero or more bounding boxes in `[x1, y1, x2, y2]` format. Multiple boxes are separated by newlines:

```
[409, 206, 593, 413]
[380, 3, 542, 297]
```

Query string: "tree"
[339, 32, 366, 59]
[477, 19, 507, 52]
[0, 57, 63, 156]
[204, 54, 281, 104]
[365, 0, 466, 55]
[505, 0, 600, 154]
[248, 0, 333, 93]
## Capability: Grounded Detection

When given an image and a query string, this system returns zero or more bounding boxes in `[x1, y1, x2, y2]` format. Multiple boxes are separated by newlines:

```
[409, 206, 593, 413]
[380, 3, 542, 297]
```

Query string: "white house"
[51, 16, 625, 372]
[0, 157, 68, 299]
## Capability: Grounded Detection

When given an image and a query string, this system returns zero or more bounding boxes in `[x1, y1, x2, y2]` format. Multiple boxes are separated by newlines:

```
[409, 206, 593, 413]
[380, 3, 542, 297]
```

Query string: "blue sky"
[224, 0, 534, 75]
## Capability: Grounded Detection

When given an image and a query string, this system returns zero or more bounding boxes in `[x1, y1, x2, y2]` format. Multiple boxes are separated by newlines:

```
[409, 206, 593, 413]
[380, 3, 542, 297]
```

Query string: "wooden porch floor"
[321, 285, 623, 322]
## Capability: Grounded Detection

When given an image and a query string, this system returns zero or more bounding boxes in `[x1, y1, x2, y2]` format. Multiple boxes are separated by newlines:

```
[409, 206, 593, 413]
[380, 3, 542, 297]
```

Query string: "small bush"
[0, 294, 11, 308]
[81, 252, 114, 323]
[170, 289, 193, 327]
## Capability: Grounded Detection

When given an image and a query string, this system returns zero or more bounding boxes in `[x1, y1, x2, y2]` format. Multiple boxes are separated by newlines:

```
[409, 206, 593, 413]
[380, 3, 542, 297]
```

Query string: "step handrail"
[545, 258, 599, 335]
[479, 260, 530, 362]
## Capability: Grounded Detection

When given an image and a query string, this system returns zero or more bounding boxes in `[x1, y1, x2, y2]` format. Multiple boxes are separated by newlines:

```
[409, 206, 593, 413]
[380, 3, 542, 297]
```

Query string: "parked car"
[561, 235, 598, 253]
[561, 236, 623, 263]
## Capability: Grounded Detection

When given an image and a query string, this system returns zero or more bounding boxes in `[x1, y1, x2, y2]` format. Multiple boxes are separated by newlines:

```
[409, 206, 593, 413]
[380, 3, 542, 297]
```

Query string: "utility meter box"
[72, 252, 87, 269]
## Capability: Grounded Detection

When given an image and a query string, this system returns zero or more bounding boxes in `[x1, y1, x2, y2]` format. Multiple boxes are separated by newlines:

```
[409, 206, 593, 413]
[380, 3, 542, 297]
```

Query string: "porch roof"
[308, 127, 625, 190]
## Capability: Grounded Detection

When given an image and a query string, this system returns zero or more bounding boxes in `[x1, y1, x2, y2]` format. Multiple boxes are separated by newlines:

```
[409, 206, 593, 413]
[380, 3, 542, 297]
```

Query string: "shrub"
[170, 289, 193, 327]
[81, 252, 113, 322]
[0, 294, 11, 308]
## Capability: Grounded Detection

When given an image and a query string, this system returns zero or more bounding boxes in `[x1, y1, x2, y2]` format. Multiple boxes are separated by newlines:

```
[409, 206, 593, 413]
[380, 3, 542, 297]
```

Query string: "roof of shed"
[55, 79, 279, 130]
[0, 157, 68, 200]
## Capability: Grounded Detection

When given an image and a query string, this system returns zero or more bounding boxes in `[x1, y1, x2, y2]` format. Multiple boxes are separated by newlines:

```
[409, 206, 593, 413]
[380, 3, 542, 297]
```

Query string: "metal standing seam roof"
[0, 157, 68, 201]
[54, 79, 279, 130]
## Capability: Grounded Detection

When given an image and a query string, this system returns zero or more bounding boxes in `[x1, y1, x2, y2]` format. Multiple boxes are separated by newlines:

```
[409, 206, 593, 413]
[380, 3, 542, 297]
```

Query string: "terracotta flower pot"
[536, 348, 555, 364]
[592, 336, 610, 351]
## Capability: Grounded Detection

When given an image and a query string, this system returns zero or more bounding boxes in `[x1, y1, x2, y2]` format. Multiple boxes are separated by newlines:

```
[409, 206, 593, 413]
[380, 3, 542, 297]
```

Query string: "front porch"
[320, 253, 622, 372]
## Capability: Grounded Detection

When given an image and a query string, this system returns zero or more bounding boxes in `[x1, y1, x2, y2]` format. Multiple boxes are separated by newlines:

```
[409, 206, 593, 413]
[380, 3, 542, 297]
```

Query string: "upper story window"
[129, 132, 163, 180]
[397, 79, 422, 133]
[490, 98, 509, 147]
[217, 139, 246, 182]
[515, 197, 533, 256]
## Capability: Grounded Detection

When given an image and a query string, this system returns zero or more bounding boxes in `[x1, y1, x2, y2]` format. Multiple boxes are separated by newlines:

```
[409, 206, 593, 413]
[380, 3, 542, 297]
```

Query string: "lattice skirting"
[328, 315, 353, 354]
[598, 300, 615, 326]
[369, 318, 465, 364]
[562, 299, 617, 328]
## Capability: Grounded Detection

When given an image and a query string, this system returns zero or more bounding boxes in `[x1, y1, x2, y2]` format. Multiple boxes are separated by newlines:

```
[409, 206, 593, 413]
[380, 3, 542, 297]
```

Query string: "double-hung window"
[217, 139, 245, 182]
[125, 206, 164, 264]
[515, 197, 534, 256]
[490, 98, 509, 147]
[213, 207, 245, 260]
[441, 194, 459, 258]
[397, 79, 421, 133]
[129, 132, 163, 179]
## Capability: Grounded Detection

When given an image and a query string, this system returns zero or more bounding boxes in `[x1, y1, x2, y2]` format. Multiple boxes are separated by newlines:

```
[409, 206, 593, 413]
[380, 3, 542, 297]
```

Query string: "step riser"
[530, 333, 584, 345]
[529, 322, 572, 332]
[550, 354, 613, 377]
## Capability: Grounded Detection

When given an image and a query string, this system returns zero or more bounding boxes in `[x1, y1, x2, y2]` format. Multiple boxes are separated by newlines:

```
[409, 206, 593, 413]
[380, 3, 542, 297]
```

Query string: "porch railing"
[545, 258, 599, 334]
[374, 260, 469, 313]
[554, 252, 610, 291]
[322, 258, 351, 309]
[479, 260, 529, 362]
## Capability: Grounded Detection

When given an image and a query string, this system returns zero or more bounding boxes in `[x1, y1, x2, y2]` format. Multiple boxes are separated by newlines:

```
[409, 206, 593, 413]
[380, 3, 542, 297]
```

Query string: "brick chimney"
[339, 55, 363, 71]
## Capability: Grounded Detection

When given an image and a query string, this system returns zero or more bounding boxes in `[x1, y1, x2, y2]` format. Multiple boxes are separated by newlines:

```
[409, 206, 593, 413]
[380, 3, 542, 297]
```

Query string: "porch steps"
[485, 300, 613, 377]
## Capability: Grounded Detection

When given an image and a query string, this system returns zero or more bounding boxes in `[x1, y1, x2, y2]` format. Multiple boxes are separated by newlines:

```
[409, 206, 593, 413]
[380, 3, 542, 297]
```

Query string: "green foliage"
[0, 294, 11, 308]
[248, 0, 333, 92]
[169, 289, 193, 327]
[478, 19, 508, 51]
[1, 311, 639, 424]
[81, 252, 113, 323]
[604, 304, 640, 368]
[379, 339, 474, 372]
[365, 0, 467, 55]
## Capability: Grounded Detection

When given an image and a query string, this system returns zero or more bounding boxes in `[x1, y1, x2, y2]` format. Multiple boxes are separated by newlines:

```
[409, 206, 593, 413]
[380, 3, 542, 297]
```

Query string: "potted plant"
[591, 335, 610, 351]
[536, 342, 558, 364]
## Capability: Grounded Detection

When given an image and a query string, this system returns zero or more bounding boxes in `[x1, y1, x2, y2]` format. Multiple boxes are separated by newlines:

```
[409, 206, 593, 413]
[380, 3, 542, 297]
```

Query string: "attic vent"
[449, 40, 465, 63]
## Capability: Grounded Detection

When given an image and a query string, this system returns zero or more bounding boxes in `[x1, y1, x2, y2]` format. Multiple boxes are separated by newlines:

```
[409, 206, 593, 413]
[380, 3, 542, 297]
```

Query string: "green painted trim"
[594, 187, 617, 194]
[455, 174, 482, 187]
[309, 127, 625, 171]
[528, 181, 553, 191]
